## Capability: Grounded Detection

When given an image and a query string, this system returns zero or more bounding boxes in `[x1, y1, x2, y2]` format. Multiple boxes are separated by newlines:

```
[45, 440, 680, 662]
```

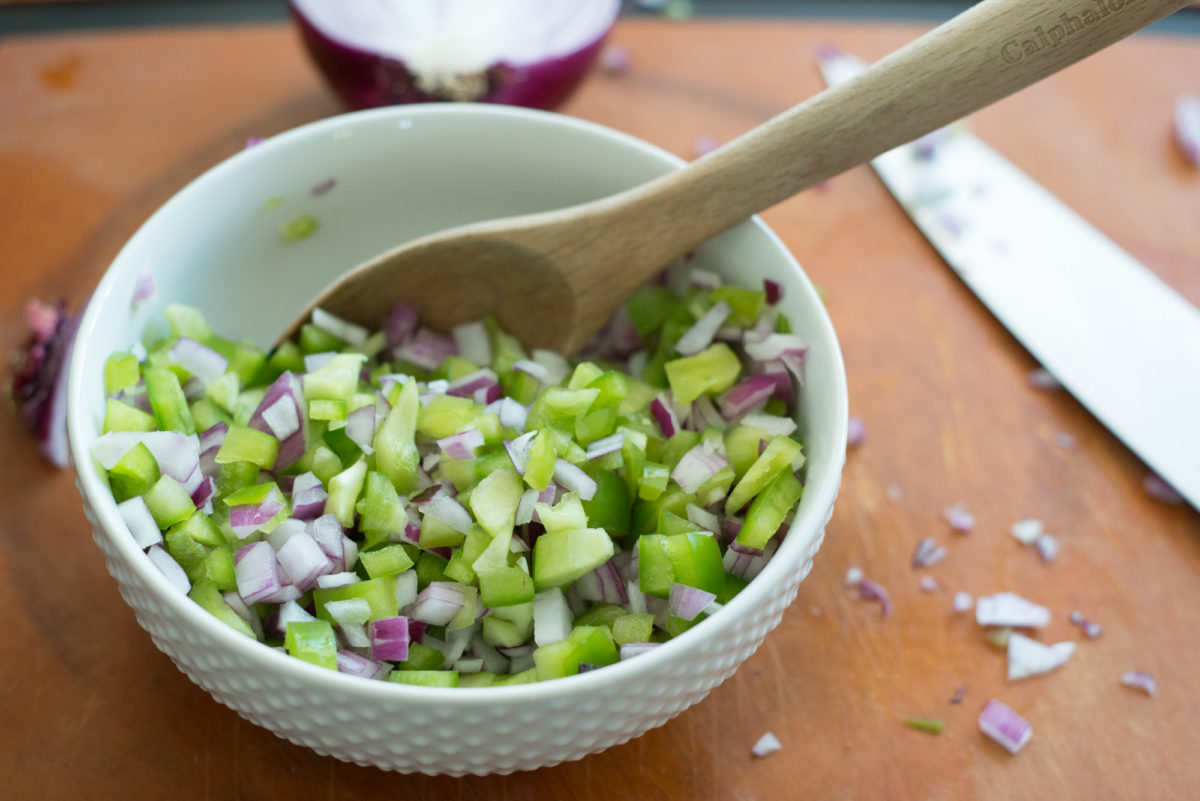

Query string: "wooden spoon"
[281, 0, 1187, 354]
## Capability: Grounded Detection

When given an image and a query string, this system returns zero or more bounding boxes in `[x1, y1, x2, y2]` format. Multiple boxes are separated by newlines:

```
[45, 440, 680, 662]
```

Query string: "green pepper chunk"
[285, 619, 338, 669]
[736, 469, 803, 550]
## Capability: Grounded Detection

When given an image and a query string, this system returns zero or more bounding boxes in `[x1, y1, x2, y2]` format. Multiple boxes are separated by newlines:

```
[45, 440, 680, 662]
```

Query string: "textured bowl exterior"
[66, 104, 847, 775]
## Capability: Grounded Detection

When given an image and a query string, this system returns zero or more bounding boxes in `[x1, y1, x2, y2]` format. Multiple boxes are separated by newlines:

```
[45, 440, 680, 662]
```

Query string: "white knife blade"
[819, 51, 1200, 510]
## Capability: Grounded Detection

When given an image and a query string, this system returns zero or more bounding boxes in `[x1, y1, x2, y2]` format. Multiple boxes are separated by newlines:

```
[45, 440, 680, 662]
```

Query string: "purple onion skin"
[289, 7, 612, 111]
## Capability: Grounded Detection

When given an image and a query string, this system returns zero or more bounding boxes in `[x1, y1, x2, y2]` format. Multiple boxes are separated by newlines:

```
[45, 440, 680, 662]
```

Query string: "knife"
[819, 50, 1200, 511]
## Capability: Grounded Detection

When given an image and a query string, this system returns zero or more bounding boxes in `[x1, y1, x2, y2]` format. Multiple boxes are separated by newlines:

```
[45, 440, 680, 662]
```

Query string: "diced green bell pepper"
[736, 468, 803, 550]
[144, 366, 196, 434]
[285, 619, 338, 670]
[664, 343, 741, 405]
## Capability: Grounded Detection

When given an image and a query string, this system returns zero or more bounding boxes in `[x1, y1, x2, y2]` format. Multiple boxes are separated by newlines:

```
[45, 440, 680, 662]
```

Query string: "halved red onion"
[978, 699, 1032, 754]
[670, 443, 729, 494]
[368, 615, 411, 661]
[1120, 670, 1157, 696]
[234, 541, 283, 604]
[1175, 94, 1200, 167]
[169, 336, 228, 385]
[289, 0, 620, 111]
[669, 583, 716, 621]
[650, 393, 681, 438]
[716, 375, 775, 420]
[975, 592, 1050, 628]
[552, 458, 597, 501]
[337, 650, 390, 680]
[674, 300, 732, 356]
[438, 427, 485, 461]
[146, 544, 190, 594]
[117, 496, 163, 549]
[410, 581, 466, 626]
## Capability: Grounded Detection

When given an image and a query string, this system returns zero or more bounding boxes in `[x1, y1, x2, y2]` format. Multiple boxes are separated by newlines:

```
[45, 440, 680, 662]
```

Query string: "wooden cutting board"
[0, 17, 1197, 801]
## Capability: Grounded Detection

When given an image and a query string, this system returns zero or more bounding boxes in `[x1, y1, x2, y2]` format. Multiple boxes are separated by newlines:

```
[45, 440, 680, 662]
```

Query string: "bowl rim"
[67, 101, 848, 705]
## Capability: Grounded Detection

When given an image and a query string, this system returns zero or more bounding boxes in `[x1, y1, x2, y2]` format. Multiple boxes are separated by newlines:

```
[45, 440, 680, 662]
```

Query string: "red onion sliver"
[952, 591, 973, 614]
[290, 471, 328, 520]
[1120, 670, 1157, 696]
[504, 431, 538, 475]
[668, 583, 717, 621]
[422, 493, 474, 534]
[1033, 533, 1058, 562]
[146, 544, 190, 594]
[763, 278, 783, 305]
[670, 443, 728, 494]
[649, 393, 680, 438]
[368, 616, 411, 662]
[585, 432, 625, 460]
[312, 307, 369, 347]
[438, 427, 485, 461]
[978, 699, 1032, 754]
[410, 582, 466, 626]
[674, 300, 732, 356]
[856, 577, 891, 616]
[942, 501, 975, 532]
[1174, 94, 1200, 167]
[337, 650, 390, 680]
[169, 336, 228, 385]
[1142, 473, 1184, 505]
[234, 541, 282, 604]
[912, 537, 947, 568]
[382, 303, 419, 351]
[117, 496, 163, 549]
[552, 459, 597, 501]
[716, 374, 775, 420]
[846, 416, 866, 448]
[395, 327, 457, 370]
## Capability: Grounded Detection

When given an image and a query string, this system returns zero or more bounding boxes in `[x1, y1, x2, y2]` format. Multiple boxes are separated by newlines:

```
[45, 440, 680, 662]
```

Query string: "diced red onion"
[266, 517, 307, 551]
[336, 650, 390, 680]
[918, 576, 941, 593]
[91, 430, 201, 483]
[382, 303, 419, 352]
[1033, 533, 1058, 562]
[650, 393, 681, 437]
[439, 427, 485, 461]
[952, 591, 973, 614]
[599, 41, 630, 74]
[422, 493, 474, 534]
[844, 566, 864, 586]
[146, 544, 190, 594]
[261, 395, 301, 441]
[290, 472, 328, 520]
[503, 431, 538, 475]
[688, 268, 723, 290]
[950, 685, 967, 705]
[552, 459, 597, 500]
[529, 349, 570, 385]
[743, 332, 807, 364]
[573, 560, 629, 605]
[312, 307, 369, 347]
[485, 396, 528, 431]
[912, 537, 947, 568]
[533, 587, 572, 646]
[450, 320, 491, 366]
[1174, 94, 1200, 167]
[303, 352, 336, 373]
[751, 731, 783, 758]
[446, 368, 500, 403]
[1009, 518, 1043, 545]
[1082, 620, 1103, 639]
[234, 541, 283, 604]
[393, 569, 419, 610]
[619, 641, 660, 660]
[686, 396, 726, 432]
[368, 615, 411, 661]
[674, 300, 732, 356]
[1007, 632, 1075, 681]
[670, 443, 729, 494]
[247, 372, 306, 470]
[1026, 367, 1061, 390]
[339, 621, 371, 648]
[132, 264, 156, 306]
[685, 503, 720, 535]
[856, 577, 891, 616]
[626, 579, 648, 615]
[228, 485, 286, 538]
[515, 488, 539, 526]
[394, 327, 457, 370]
[325, 598, 372, 625]
[117, 496, 163, 549]
[975, 592, 1050, 628]
[716, 375, 775, 420]
[763, 278, 783, 305]
[721, 515, 742, 546]
[942, 501, 975, 533]
[410, 582, 467, 626]
[585, 432, 624, 460]
[169, 336, 228, 386]
[978, 699, 1032, 754]
[316, 571, 359, 589]
[846, 416, 866, 448]
[722, 540, 775, 581]
[343, 404, 376, 453]
[275, 530, 334, 591]
[668, 583, 716, 621]
[1120, 670, 1157, 696]
[1142, 473, 1184, 505]
[738, 411, 796, 437]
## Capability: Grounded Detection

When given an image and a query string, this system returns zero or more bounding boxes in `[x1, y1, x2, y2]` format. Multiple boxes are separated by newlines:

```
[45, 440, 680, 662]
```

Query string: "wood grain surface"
[1, 16, 1198, 801]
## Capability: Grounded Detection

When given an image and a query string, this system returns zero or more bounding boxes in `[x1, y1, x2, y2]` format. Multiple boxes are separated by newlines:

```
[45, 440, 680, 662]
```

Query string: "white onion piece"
[266, 517, 307, 552]
[325, 598, 373, 626]
[751, 731, 783, 758]
[394, 569, 419, 610]
[738, 411, 797, 437]
[504, 431, 538, 475]
[117, 496, 163, 549]
[275, 530, 334, 591]
[316, 571, 360, 589]
[530, 348, 571, 385]
[169, 336, 228, 385]
[1007, 633, 1075, 681]
[422, 494, 474, 535]
[585, 432, 624, 461]
[1009, 518, 1043, 545]
[91, 430, 200, 482]
[552, 458, 597, 501]
[290, 0, 620, 110]
[513, 359, 553, 384]
[685, 503, 720, 535]
[410, 582, 467, 626]
[674, 300, 732, 356]
[303, 352, 336, 373]
[978, 700, 1032, 754]
[451, 320, 491, 366]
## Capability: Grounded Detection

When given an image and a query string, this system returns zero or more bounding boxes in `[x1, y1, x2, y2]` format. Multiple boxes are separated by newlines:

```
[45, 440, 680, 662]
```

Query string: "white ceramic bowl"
[66, 104, 847, 776]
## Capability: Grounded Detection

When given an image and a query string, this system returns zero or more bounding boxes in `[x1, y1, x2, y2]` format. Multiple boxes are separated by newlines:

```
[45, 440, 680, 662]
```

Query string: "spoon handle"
[573, 0, 1186, 303]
